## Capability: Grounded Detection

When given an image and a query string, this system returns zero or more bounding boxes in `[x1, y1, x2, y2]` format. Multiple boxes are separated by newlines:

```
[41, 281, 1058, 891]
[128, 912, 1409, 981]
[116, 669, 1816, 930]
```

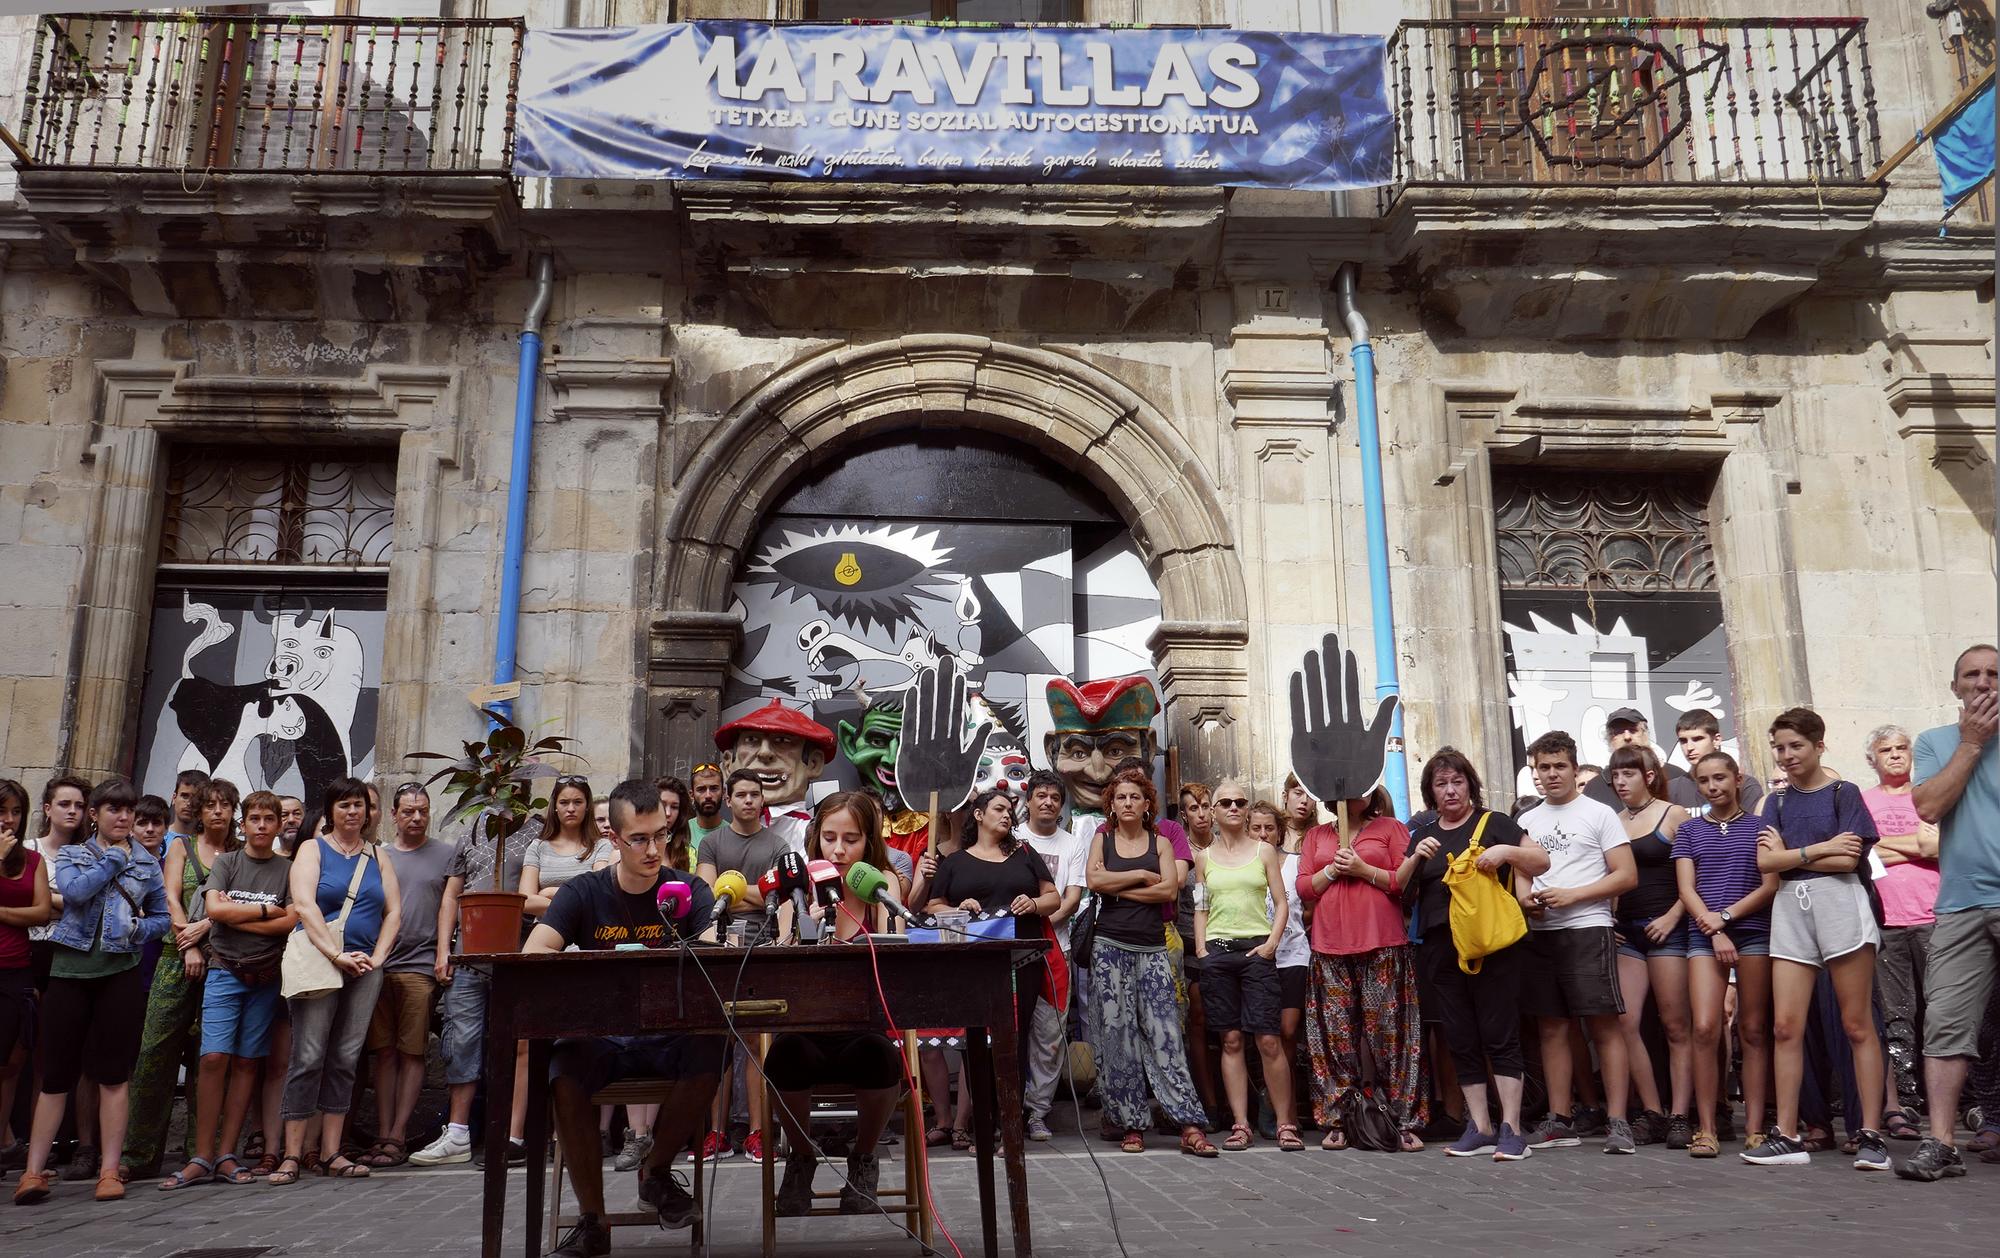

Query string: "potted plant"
[411, 707, 583, 954]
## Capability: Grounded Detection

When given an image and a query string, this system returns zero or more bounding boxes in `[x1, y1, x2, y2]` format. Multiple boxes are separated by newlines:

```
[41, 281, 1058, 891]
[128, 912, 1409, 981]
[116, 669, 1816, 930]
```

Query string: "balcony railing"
[1378, 17, 1882, 209]
[16, 12, 523, 174]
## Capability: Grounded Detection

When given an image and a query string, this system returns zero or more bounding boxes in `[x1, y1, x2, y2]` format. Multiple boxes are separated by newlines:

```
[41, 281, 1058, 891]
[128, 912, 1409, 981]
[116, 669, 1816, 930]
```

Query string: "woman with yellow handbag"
[1404, 749, 1549, 1162]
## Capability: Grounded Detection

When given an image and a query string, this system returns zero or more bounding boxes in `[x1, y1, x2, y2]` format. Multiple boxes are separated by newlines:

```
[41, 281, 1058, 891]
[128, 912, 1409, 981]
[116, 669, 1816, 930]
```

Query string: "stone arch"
[648, 333, 1250, 782]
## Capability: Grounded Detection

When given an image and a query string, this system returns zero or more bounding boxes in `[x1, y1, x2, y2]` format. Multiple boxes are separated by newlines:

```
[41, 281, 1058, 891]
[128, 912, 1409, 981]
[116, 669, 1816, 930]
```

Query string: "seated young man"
[529, 779, 723, 1258]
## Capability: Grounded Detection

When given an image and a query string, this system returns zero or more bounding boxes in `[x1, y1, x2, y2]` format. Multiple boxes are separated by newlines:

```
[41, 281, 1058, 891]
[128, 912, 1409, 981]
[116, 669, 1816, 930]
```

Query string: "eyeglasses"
[1215, 798, 1249, 809]
[621, 834, 670, 850]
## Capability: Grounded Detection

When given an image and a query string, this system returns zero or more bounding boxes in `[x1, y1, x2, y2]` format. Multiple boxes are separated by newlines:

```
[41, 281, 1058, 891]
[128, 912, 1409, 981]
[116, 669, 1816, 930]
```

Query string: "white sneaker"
[410, 1129, 473, 1166]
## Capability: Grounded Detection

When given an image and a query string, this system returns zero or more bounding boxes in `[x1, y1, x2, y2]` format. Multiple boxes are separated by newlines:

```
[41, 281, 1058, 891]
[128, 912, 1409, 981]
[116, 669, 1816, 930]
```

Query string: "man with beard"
[713, 701, 834, 854]
[685, 766, 725, 856]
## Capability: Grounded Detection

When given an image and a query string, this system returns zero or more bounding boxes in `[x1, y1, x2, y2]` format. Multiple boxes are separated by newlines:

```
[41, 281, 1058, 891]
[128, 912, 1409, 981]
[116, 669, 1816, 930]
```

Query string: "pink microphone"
[656, 880, 694, 922]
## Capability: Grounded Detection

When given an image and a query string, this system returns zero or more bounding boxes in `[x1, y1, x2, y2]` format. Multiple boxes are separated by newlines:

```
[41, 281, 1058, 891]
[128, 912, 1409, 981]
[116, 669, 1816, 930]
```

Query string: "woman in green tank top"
[1194, 778, 1299, 1152]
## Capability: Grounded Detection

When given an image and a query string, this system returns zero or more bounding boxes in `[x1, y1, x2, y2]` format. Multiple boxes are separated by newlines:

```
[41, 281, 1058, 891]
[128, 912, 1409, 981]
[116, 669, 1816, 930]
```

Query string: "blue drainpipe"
[1335, 263, 1409, 820]
[490, 254, 556, 723]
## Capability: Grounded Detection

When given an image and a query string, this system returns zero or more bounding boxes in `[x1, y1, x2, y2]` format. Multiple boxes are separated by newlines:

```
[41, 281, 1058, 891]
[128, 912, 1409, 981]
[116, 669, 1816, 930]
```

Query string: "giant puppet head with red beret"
[1042, 675, 1160, 814]
[713, 699, 837, 813]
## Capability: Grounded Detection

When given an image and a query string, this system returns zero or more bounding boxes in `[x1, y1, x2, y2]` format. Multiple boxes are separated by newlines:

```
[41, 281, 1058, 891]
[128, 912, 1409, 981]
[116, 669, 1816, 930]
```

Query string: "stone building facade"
[0, 0, 1990, 811]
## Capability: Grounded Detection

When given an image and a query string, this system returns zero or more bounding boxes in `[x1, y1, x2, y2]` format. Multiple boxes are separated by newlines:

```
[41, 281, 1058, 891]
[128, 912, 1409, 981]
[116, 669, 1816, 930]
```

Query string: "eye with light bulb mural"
[724, 475, 1164, 833]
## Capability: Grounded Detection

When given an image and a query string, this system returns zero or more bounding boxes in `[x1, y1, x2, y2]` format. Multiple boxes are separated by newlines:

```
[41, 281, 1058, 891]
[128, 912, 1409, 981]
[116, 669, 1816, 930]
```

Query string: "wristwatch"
[1718, 908, 1733, 925]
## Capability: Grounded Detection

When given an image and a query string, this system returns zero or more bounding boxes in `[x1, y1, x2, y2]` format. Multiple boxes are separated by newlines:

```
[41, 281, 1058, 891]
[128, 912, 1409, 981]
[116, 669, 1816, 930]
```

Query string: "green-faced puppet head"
[837, 702, 905, 812]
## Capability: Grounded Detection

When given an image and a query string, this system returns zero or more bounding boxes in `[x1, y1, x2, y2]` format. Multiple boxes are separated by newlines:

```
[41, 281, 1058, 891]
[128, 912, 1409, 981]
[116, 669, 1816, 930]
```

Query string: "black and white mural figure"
[136, 591, 382, 812]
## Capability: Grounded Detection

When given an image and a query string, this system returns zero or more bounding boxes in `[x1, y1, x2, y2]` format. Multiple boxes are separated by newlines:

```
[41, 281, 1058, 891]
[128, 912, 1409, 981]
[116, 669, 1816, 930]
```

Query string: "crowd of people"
[0, 643, 1995, 1257]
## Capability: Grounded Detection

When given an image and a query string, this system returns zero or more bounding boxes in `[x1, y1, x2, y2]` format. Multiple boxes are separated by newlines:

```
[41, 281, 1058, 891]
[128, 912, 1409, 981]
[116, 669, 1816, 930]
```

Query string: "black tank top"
[1096, 830, 1168, 949]
[1621, 804, 1680, 920]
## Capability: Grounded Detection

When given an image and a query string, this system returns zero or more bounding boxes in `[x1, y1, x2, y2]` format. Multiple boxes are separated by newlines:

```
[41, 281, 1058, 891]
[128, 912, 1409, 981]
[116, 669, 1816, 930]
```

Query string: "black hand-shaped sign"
[895, 654, 995, 815]
[1289, 632, 1398, 806]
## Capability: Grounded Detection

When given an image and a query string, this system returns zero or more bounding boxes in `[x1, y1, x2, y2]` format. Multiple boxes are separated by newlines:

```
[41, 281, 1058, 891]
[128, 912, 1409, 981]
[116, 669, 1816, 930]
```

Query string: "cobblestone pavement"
[4, 1126, 1997, 1258]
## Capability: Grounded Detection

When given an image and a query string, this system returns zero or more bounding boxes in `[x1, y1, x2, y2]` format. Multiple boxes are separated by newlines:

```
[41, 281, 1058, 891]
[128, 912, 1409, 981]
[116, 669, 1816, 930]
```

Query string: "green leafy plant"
[410, 707, 585, 892]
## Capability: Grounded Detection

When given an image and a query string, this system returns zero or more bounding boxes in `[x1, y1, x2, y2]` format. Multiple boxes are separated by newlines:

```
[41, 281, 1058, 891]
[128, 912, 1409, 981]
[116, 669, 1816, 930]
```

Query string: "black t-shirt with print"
[540, 866, 715, 951]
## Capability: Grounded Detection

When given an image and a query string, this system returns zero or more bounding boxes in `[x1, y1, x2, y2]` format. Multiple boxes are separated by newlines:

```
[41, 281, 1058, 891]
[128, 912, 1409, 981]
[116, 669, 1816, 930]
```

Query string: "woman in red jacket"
[1296, 786, 1426, 1151]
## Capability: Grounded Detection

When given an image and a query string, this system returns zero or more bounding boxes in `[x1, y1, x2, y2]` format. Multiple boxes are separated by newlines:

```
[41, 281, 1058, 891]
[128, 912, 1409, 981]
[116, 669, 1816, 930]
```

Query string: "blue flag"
[1934, 79, 1995, 210]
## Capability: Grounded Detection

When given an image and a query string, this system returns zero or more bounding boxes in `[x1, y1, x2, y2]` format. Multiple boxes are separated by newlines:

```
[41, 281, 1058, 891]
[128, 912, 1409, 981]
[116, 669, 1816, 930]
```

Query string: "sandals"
[1276, 1124, 1305, 1153]
[158, 1157, 215, 1191]
[215, 1154, 256, 1185]
[318, 1156, 371, 1179]
[357, 1138, 406, 1169]
[1222, 1124, 1253, 1152]
[950, 1128, 972, 1152]
[1883, 1109, 1922, 1142]
[1179, 1127, 1219, 1158]
[1399, 1130, 1426, 1153]
[1689, 1132, 1720, 1158]
[250, 1152, 281, 1178]
[267, 1156, 305, 1187]
[1120, 1130, 1146, 1154]
[243, 1130, 267, 1163]
[1321, 1129, 1348, 1151]
[924, 1127, 951, 1148]
[1801, 1127, 1837, 1153]
[1967, 1127, 2000, 1154]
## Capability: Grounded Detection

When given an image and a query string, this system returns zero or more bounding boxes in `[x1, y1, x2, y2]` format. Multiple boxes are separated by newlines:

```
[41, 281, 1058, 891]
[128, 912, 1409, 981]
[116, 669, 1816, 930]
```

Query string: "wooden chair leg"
[547, 1128, 565, 1253]
[762, 1051, 778, 1258]
[689, 1119, 705, 1251]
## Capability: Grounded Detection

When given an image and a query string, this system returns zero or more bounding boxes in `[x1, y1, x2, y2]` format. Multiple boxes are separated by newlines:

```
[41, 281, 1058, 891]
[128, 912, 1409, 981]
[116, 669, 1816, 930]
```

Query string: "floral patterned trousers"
[1305, 945, 1426, 1133]
[1089, 938, 1206, 1134]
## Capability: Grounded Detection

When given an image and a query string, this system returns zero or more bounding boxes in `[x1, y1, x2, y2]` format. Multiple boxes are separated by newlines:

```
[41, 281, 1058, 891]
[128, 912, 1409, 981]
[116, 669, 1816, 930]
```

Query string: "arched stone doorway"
[647, 335, 1251, 785]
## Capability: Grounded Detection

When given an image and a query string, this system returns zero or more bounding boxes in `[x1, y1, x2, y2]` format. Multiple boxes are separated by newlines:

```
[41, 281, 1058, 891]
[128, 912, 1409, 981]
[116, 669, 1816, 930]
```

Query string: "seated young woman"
[767, 792, 909, 1219]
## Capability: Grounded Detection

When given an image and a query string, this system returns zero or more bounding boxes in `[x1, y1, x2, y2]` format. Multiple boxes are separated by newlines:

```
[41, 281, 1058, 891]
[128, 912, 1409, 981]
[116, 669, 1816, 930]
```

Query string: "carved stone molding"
[545, 356, 675, 426]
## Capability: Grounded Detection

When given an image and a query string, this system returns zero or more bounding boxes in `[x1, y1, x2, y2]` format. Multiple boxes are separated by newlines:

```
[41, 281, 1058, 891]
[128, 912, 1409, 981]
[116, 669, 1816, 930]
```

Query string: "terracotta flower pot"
[458, 890, 528, 954]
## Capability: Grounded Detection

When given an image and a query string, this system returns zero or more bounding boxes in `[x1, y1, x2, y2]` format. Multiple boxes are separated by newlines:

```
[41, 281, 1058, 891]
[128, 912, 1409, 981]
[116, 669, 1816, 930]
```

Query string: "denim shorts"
[438, 961, 489, 1087]
[1616, 914, 1691, 960]
[200, 965, 284, 1058]
[1686, 925, 1771, 959]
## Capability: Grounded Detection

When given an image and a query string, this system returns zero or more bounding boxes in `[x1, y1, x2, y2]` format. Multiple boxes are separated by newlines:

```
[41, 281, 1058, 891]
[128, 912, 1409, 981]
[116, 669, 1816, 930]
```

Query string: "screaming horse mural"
[133, 591, 383, 812]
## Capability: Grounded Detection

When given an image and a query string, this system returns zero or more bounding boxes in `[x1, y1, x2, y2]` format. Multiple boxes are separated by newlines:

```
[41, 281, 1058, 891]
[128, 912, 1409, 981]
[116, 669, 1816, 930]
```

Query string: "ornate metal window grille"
[1493, 471, 1717, 593]
[160, 448, 395, 568]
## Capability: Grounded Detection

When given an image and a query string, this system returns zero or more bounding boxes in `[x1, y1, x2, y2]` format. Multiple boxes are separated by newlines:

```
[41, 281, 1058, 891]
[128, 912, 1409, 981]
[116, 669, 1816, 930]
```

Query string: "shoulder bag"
[280, 843, 373, 1001]
[1443, 813, 1529, 974]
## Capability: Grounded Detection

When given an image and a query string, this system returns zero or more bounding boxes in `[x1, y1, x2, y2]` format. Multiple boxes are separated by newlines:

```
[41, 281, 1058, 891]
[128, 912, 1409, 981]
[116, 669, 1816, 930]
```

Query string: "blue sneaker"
[1445, 1126, 1497, 1157]
[1492, 1123, 1532, 1161]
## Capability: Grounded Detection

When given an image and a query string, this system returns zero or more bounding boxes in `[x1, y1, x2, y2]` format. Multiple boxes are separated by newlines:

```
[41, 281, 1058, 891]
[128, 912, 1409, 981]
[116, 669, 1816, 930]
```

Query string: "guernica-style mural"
[132, 589, 383, 812]
[724, 515, 1163, 812]
[1502, 591, 1743, 794]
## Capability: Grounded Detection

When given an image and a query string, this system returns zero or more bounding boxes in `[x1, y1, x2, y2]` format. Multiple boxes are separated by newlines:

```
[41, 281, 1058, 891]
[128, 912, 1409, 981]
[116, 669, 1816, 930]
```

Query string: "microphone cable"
[889, 909, 1137, 1258]
[663, 917, 967, 1258]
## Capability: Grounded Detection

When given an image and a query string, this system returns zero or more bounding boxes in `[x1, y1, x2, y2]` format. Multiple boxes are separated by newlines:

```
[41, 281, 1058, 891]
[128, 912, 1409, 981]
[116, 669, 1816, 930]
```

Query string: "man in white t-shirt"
[1014, 771, 1086, 1142]
[1518, 730, 1640, 1155]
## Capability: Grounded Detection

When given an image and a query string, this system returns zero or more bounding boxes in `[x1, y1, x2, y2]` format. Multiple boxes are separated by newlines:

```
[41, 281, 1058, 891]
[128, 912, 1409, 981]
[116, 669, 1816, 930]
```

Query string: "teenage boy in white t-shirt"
[1518, 730, 1640, 1155]
[1015, 771, 1086, 1142]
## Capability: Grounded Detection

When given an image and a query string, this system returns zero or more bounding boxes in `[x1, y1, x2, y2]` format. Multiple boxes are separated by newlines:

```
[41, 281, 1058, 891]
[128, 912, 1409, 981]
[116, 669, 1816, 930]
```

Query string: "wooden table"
[466, 939, 1047, 1258]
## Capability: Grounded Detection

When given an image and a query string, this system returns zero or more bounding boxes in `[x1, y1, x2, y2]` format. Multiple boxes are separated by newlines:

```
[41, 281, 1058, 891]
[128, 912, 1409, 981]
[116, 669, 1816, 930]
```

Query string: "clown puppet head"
[713, 700, 835, 810]
[1043, 676, 1160, 815]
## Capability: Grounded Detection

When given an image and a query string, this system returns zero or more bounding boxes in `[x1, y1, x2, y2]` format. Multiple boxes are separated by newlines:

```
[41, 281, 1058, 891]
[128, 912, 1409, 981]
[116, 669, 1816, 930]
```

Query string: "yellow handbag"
[1442, 813, 1528, 974]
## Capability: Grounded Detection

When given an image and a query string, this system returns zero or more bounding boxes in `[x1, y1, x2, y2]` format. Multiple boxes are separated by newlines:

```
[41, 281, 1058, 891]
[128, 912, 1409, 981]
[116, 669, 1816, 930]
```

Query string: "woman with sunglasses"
[1195, 782, 1298, 1151]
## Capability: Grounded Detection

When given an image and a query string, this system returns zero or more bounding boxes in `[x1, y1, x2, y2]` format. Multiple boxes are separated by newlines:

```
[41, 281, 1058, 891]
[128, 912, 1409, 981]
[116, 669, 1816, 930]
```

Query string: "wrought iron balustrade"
[16, 11, 523, 174]
[1378, 17, 1882, 208]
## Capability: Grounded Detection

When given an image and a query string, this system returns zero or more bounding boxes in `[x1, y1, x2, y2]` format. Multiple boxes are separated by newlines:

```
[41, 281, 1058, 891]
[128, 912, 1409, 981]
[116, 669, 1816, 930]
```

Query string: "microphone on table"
[806, 859, 845, 942]
[845, 860, 930, 928]
[712, 870, 748, 935]
[656, 878, 693, 926]
[774, 850, 812, 941]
